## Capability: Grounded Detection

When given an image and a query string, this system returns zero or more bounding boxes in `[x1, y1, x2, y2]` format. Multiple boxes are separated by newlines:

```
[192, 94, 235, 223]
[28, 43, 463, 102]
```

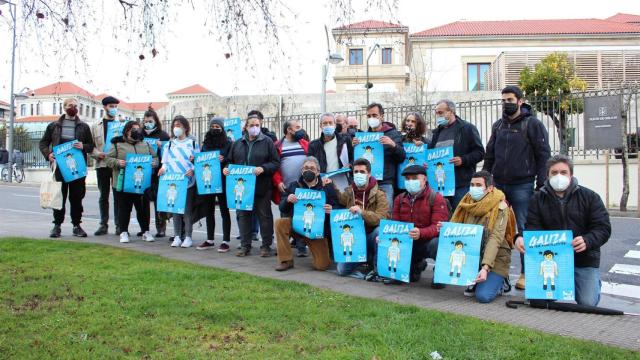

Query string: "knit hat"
[209, 116, 225, 128]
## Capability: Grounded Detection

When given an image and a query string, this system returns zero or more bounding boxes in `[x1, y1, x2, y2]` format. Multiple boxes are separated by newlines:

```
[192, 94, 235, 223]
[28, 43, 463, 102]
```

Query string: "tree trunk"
[551, 112, 568, 155]
[620, 95, 630, 211]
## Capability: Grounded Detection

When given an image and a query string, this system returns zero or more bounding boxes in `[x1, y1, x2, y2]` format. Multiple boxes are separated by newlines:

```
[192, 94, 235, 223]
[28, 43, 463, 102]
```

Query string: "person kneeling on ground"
[449, 170, 516, 303]
[275, 156, 340, 271]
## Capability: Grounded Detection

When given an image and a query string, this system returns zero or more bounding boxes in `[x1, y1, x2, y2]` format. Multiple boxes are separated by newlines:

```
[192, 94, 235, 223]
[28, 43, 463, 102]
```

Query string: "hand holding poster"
[434, 222, 483, 286]
[426, 146, 455, 196]
[225, 164, 256, 210]
[377, 219, 414, 283]
[524, 230, 575, 301]
[223, 117, 242, 142]
[143, 138, 159, 154]
[53, 140, 87, 182]
[157, 173, 188, 214]
[194, 151, 222, 195]
[354, 132, 384, 180]
[292, 188, 326, 239]
[123, 154, 152, 194]
[103, 121, 126, 152]
[397, 143, 427, 189]
[330, 209, 367, 263]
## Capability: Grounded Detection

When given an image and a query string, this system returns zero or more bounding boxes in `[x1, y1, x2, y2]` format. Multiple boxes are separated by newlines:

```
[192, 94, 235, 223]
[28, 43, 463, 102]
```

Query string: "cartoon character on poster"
[194, 151, 222, 195]
[377, 219, 414, 283]
[354, 132, 384, 180]
[143, 138, 158, 154]
[426, 146, 455, 196]
[397, 143, 427, 189]
[157, 173, 188, 214]
[225, 164, 256, 210]
[292, 188, 326, 239]
[433, 222, 483, 286]
[330, 209, 367, 263]
[53, 140, 87, 182]
[103, 121, 126, 152]
[123, 154, 152, 194]
[524, 230, 575, 301]
[223, 117, 242, 142]
[133, 166, 144, 189]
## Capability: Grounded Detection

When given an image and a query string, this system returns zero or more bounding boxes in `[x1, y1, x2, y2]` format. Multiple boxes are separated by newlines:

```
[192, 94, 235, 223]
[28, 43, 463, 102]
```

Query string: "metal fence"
[6, 130, 49, 168]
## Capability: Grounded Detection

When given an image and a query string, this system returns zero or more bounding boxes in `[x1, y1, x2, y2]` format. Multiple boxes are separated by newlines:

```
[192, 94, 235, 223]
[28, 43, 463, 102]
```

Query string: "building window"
[100, 109, 104, 118]
[467, 63, 491, 91]
[20, 104, 26, 116]
[52, 103, 57, 115]
[59, 103, 62, 114]
[36, 103, 40, 115]
[349, 48, 363, 65]
[381, 48, 392, 64]
[92, 107, 96, 119]
[30, 104, 34, 116]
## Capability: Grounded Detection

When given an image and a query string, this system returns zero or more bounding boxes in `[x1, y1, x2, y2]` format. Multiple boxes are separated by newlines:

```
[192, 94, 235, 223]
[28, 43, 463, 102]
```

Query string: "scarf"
[352, 176, 377, 208]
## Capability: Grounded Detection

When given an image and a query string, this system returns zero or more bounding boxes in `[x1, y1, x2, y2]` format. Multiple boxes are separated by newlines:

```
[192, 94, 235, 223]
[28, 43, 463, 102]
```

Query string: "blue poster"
[159, 140, 169, 158]
[123, 154, 152, 194]
[354, 132, 384, 180]
[330, 209, 367, 263]
[524, 230, 575, 301]
[223, 117, 242, 142]
[225, 164, 256, 210]
[157, 173, 188, 214]
[426, 146, 455, 196]
[377, 219, 414, 283]
[397, 143, 427, 189]
[194, 151, 222, 195]
[292, 188, 326, 239]
[320, 167, 351, 180]
[103, 121, 126, 152]
[53, 140, 87, 182]
[143, 137, 159, 154]
[434, 222, 483, 286]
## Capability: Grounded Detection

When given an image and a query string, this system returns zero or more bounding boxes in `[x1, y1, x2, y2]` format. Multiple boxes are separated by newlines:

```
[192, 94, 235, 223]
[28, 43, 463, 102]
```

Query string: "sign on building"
[583, 95, 623, 150]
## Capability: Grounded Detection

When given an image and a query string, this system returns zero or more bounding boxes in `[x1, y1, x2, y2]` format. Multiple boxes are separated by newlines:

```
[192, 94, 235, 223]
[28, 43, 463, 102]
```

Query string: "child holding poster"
[105, 121, 158, 244]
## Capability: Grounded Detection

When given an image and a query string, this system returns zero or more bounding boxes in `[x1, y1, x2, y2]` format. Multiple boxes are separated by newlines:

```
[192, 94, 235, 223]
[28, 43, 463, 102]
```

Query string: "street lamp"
[1, 0, 17, 182]
[366, 43, 380, 106]
[321, 25, 343, 113]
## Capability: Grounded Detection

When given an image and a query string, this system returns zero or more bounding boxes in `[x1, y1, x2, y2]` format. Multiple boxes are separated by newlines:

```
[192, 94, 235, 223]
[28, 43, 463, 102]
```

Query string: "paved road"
[1, 182, 639, 313]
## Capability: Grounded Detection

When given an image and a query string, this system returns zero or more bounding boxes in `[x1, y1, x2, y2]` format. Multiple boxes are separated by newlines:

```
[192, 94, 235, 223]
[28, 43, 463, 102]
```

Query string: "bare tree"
[619, 81, 639, 212]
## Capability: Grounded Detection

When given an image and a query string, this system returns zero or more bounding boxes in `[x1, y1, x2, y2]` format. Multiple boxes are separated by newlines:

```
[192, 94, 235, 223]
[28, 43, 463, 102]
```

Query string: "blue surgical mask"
[144, 122, 156, 130]
[405, 179, 422, 194]
[107, 108, 118, 117]
[322, 126, 335, 136]
[353, 173, 368, 187]
[469, 186, 486, 201]
[436, 117, 448, 127]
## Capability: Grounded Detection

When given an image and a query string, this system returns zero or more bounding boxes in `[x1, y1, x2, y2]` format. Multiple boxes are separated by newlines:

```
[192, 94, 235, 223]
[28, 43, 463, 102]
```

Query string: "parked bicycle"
[1, 164, 24, 183]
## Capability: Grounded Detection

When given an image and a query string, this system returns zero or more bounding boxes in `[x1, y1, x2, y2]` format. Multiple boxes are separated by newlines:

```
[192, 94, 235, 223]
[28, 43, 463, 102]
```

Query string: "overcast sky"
[0, 0, 638, 102]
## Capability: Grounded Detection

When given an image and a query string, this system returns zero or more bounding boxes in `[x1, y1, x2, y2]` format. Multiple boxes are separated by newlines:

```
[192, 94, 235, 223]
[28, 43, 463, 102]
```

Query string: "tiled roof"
[16, 115, 60, 123]
[168, 84, 214, 95]
[127, 102, 169, 112]
[31, 82, 95, 98]
[606, 13, 640, 24]
[0, 100, 9, 106]
[334, 20, 407, 31]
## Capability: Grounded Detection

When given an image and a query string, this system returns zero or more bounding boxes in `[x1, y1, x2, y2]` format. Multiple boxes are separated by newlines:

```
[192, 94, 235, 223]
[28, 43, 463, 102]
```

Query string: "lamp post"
[365, 43, 380, 106]
[321, 25, 343, 113]
[1, 0, 17, 182]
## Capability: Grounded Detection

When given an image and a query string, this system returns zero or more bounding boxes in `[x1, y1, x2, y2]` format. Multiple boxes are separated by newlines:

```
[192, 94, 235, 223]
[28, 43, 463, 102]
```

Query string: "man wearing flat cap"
[90, 95, 123, 235]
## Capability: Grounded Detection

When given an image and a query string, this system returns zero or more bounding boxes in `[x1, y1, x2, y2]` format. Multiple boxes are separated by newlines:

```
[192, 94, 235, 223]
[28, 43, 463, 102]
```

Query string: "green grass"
[0, 238, 637, 360]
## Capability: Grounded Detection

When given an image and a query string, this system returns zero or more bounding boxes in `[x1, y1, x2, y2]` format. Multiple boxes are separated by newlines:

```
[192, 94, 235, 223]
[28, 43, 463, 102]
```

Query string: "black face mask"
[302, 170, 317, 183]
[293, 129, 306, 141]
[210, 128, 224, 136]
[335, 123, 343, 134]
[131, 130, 144, 141]
[503, 103, 519, 117]
[347, 128, 357, 137]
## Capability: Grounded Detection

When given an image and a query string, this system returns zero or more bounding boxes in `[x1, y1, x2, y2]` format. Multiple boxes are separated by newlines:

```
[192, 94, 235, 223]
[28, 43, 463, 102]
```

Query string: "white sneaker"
[181, 236, 193, 248]
[119, 232, 130, 243]
[142, 231, 155, 242]
[171, 236, 182, 247]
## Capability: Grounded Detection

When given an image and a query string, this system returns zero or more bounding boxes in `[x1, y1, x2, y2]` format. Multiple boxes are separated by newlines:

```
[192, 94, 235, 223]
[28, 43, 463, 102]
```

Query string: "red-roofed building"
[606, 13, 640, 25]
[166, 84, 218, 118]
[0, 100, 9, 125]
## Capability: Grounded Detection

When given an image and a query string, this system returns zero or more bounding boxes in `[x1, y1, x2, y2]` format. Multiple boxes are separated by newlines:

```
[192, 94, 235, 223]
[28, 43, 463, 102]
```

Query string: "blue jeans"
[447, 186, 469, 210]
[336, 227, 378, 276]
[475, 271, 505, 303]
[378, 183, 395, 216]
[494, 181, 534, 273]
[575, 267, 601, 306]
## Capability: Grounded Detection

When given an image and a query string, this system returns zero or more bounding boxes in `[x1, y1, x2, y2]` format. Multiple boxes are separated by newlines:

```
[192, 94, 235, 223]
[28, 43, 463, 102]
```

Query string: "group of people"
[38, 85, 611, 306]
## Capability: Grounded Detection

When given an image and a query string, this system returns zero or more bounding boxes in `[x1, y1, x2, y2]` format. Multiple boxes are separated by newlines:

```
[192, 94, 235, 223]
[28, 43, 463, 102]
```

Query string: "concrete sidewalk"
[1, 211, 639, 351]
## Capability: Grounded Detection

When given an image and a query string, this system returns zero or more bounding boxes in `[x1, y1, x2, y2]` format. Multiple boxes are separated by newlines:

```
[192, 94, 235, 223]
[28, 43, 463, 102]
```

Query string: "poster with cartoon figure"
[354, 132, 384, 180]
[425, 146, 455, 196]
[524, 230, 575, 301]
[223, 117, 242, 142]
[397, 143, 427, 189]
[194, 151, 222, 195]
[225, 164, 256, 210]
[123, 154, 152, 194]
[143, 137, 159, 154]
[103, 121, 126, 152]
[434, 222, 483, 286]
[292, 188, 326, 239]
[53, 140, 87, 182]
[330, 209, 367, 263]
[377, 219, 414, 283]
[157, 173, 188, 214]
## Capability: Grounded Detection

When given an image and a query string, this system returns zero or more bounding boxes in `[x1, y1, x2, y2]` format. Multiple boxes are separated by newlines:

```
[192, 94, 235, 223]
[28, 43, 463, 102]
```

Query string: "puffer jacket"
[104, 136, 158, 188]
[392, 186, 450, 242]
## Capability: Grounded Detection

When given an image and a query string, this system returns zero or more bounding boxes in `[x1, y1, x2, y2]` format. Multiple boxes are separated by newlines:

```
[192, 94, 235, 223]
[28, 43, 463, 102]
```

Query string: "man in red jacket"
[391, 164, 450, 287]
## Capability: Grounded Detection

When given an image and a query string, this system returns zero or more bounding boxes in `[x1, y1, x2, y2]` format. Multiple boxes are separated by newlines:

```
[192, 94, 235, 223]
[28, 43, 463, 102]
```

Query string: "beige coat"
[337, 183, 389, 233]
[104, 139, 158, 188]
[90, 119, 126, 168]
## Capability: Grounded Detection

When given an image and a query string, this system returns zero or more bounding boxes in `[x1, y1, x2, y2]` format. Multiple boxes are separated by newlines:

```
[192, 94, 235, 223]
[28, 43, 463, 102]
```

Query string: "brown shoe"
[236, 248, 251, 257]
[275, 260, 294, 271]
[259, 247, 271, 257]
[515, 273, 526, 290]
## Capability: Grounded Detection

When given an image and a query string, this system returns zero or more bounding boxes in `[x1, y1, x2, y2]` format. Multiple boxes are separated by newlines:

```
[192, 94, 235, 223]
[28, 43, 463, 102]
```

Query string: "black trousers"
[115, 190, 149, 234]
[205, 192, 231, 242]
[96, 167, 119, 228]
[53, 170, 86, 226]
[237, 190, 273, 249]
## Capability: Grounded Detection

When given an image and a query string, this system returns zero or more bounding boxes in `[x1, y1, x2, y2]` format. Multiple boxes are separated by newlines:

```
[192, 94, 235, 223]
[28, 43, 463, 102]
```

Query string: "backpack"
[491, 117, 530, 146]
[427, 189, 453, 219]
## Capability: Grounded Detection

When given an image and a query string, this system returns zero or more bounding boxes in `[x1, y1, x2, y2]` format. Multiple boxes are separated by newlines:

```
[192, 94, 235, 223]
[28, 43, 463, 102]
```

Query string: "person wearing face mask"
[104, 121, 158, 243]
[334, 158, 389, 277]
[448, 171, 517, 303]
[224, 114, 280, 257]
[335, 113, 347, 135]
[39, 97, 95, 238]
[401, 112, 431, 146]
[307, 112, 353, 192]
[274, 156, 341, 271]
[515, 155, 610, 306]
[91, 95, 125, 236]
[483, 86, 551, 291]
[346, 116, 361, 138]
[429, 100, 485, 210]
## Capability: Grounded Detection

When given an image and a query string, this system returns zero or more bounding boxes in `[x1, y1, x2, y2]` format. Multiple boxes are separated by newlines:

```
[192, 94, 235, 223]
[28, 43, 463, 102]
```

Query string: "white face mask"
[367, 117, 380, 129]
[173, 127, 184, 138]
[549, 174, 571, 192]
